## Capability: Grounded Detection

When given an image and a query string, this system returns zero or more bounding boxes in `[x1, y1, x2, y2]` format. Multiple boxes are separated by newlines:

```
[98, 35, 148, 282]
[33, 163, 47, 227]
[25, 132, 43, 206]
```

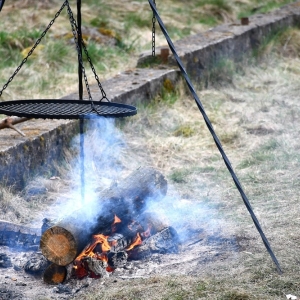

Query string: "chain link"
[152, 0, 156, 57]
[66, 1, 108, 102]
[0, 1, 68, 98]
[66, 2, 93, 101]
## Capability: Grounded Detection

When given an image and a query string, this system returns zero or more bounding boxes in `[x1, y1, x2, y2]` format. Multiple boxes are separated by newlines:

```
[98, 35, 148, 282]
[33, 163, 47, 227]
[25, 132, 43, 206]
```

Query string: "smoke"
[45, 116, 219, 243]
[52, 116, 127, 224]
[144, 185, 221, 243]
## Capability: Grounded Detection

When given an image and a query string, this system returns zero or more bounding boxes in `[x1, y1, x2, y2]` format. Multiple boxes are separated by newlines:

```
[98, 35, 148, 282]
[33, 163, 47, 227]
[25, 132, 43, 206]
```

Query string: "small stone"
[13, 265, 22, 271]
[16, 282, 26, 286]
[0, 253, 12, 268]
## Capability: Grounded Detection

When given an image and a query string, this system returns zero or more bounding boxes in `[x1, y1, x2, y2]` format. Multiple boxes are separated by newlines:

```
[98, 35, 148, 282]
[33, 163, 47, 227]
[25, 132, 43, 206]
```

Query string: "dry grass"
[72, 37, 300, 299]
[0, 0, 296, 101]
[1, 2, 300, 299]
[5, 32, 298, 298]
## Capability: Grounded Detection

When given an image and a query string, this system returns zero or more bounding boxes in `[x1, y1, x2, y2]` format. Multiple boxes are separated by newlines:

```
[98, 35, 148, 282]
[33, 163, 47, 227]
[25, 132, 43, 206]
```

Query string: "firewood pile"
[0, 167, 179, 285]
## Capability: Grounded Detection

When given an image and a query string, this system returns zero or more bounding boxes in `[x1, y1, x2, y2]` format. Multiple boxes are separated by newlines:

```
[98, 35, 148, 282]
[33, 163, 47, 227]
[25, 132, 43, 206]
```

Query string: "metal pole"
[79, 118, 85, 204]
[77, 0, 83, 100]
[77, 0, 85, 204]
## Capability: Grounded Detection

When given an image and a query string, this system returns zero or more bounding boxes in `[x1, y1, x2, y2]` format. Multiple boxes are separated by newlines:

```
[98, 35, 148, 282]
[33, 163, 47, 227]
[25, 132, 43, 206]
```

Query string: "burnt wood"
[107, 251, 127, 268]
[24, 252, 50, 274]
[130, 227, 178, 259]
[107, 233, 133, 253]
[0, 220, 41, 249]
[40, 167, 167, 266]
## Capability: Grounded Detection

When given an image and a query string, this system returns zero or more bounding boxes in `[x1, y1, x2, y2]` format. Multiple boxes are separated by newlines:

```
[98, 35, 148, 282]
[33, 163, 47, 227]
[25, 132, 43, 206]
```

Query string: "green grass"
[44, 41, 72, 66]
[195, 0, 232, 11]
[199, 15, 218, 26]
[124, 12, 151, 31]
[238, 0, 295, 18]
[169, 169, 190, 183]
[207, 58, 237, 86]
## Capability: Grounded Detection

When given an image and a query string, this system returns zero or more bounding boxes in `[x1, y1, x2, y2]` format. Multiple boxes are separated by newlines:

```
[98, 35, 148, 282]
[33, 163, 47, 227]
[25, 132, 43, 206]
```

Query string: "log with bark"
[0, 220, 41, 249]
[40, 166, 168, 266]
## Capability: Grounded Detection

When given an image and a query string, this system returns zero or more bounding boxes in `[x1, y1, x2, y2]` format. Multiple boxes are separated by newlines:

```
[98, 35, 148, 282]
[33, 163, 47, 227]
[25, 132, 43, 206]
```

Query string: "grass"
[238, 0, 295, 18]
[0, 0, 296, 100]
[2, 1, 300, 300]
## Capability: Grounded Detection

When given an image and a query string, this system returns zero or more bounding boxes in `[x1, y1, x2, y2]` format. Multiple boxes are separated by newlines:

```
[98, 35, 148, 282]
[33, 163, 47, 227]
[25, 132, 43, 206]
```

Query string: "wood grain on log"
[40, 167, 167, 266]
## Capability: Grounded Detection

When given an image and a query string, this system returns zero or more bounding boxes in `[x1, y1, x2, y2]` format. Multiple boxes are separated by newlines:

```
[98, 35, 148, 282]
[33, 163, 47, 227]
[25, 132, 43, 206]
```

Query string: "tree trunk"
[40, 166, 167, 266]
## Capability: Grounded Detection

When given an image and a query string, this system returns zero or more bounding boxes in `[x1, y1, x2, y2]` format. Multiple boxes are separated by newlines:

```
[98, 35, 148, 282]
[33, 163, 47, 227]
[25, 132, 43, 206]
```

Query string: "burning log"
[40, 167, 167, 266]
[43, 263, 67, 284]
[130, 227, 179, 259]
[107, 251, 127, 268]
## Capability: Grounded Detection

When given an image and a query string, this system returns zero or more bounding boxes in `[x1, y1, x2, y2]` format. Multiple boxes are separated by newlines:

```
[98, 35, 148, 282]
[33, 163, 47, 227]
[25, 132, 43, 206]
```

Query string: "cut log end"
[43, 263, 67, 285]
[40, 226, 77, 266]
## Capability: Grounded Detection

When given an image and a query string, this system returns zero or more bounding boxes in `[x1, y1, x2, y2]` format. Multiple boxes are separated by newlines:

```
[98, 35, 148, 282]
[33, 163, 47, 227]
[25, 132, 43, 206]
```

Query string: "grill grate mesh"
[0, 100, 137, 119]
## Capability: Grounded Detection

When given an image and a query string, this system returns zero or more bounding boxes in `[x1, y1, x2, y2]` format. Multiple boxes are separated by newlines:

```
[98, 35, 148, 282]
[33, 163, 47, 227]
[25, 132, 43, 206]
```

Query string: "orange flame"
[73, 234, 112, 278]
[73, 216, 153, 279]
[126, 233, 142, 251]
[76, 234, 110, 262]
[113, 214, 122, 225]
[112, 214, 122, 233]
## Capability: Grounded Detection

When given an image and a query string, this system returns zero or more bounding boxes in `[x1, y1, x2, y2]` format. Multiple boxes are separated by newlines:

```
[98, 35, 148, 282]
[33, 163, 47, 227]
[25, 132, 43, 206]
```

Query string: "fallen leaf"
[21, 44, 44, 59]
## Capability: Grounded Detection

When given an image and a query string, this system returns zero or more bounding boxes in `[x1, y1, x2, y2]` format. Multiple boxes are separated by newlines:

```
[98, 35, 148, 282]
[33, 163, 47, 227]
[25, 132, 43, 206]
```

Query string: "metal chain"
[0, 0, 68, 97]
[66, 1, 109, 102]
[66, 2, 93, 101]
[152, 0, 156, 57]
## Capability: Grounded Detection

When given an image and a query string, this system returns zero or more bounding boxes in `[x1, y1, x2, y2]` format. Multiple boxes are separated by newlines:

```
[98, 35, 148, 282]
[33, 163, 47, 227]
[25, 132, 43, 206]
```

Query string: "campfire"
[38, 166, 178, 284]
[0, 164, 239, 294]
[72, 213, 168, 280]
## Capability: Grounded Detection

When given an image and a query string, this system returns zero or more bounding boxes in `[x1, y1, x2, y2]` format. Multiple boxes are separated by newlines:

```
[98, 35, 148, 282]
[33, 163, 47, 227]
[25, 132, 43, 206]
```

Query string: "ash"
[0, 229, 239, 299]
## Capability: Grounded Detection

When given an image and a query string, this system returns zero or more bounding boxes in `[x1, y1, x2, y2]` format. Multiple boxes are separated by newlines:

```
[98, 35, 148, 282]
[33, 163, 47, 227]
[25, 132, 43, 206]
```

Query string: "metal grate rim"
[0, 99, 137, 119]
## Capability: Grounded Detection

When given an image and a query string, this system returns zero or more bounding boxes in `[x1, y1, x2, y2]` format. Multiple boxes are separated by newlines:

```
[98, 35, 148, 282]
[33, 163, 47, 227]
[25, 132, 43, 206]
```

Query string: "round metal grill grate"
[0, 100, 137, 119]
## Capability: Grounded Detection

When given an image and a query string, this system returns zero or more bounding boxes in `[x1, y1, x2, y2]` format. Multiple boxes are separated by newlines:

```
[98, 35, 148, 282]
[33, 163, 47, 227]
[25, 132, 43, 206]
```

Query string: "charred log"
[130, 227, 179, 259]
[107, 233, 134, 253]
[24, 252, 50, 274]
[40, 167, 167, 266]
[0, 220, 41, 249]
[82, 257, 108, 277]
[107, 251, 127, 268]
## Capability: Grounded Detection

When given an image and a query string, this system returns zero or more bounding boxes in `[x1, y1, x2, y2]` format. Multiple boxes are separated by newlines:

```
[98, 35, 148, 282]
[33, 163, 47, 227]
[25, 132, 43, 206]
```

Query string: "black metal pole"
[148, 0, 282, 274]
[79, 117, 85, 204]
[77, 0, 83, 100]
[77, 0, 85, 204]
[0, 0, 6, 12]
